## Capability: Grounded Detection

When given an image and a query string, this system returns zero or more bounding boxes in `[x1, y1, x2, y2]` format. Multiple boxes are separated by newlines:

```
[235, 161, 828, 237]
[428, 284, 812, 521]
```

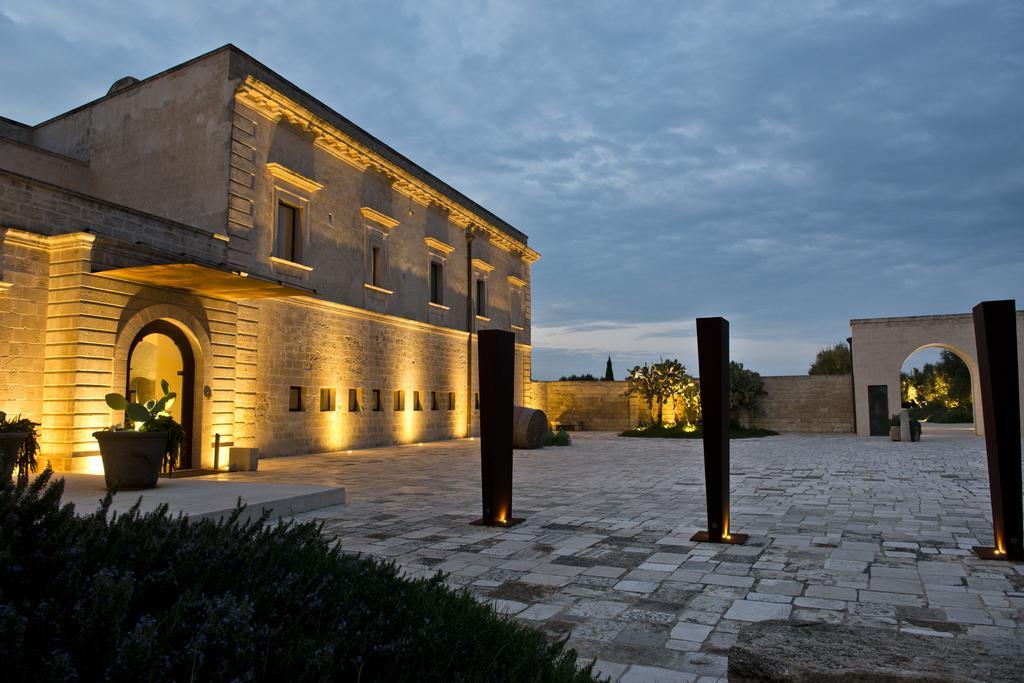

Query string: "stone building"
[0, 45, 538, 472]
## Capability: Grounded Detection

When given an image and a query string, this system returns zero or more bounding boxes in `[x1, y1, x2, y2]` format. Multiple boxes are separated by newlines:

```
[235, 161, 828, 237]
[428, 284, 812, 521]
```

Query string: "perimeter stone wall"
[529, 374, 854, 434]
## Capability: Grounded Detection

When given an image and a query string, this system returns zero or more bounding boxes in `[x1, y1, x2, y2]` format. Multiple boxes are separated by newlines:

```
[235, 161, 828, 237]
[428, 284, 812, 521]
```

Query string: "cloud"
[2, 0, 1021, 380]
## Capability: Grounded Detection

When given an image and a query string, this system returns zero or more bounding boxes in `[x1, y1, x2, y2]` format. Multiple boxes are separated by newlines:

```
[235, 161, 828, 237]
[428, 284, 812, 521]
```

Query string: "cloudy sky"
[2, 1, 1021, 379]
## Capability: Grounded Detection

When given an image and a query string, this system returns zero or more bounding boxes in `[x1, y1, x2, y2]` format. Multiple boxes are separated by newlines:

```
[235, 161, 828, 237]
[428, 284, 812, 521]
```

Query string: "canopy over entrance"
[96, 263, 312, 300]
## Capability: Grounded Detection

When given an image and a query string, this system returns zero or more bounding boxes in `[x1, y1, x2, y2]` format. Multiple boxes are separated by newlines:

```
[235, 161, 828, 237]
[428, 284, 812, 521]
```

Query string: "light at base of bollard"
[972, 545, 1021, 561]
[690, 530, 749, 545]
[471, 517, 525, 528]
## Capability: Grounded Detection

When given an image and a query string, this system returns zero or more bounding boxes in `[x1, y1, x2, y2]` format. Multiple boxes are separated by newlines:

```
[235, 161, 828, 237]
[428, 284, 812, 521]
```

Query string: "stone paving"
[257, 429, 1024, 682]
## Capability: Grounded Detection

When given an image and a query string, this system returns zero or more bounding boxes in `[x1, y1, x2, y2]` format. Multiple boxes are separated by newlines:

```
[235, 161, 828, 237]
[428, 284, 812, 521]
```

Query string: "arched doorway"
[127, 320, 196, 469]
[900, 345, 975, 438]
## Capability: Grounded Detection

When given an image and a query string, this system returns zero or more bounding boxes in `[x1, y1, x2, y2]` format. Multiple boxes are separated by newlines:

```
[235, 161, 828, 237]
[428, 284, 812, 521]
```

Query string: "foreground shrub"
[619, 423, 779, 439]
[0, 469, 597, 682]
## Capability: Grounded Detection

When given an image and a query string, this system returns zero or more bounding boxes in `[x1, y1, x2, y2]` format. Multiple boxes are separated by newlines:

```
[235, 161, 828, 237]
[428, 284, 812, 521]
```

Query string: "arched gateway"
[850, 311, 1024, 437]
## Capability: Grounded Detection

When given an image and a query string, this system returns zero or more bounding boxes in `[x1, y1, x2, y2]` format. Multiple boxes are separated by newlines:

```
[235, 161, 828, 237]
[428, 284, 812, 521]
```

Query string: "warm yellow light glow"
[75, 455, 105, 476]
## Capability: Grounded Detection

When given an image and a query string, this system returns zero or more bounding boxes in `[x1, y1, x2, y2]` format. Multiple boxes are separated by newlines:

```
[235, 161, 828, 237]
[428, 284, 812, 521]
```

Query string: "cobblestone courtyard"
[254, 430, 1024, 682]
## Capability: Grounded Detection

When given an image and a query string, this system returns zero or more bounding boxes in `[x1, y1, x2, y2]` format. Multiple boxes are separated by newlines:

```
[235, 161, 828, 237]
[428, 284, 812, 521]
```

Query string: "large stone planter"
[93, 431, 167, 490]
[0, 432, 28, 481]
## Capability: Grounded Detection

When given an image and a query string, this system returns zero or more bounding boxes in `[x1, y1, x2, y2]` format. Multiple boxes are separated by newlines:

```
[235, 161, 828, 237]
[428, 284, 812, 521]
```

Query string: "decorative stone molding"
[1, 228, 96, 251]
[507, 274, 527, 287]
[235, 76, 539, 263]
[363, 282, 394, 295]
[424, 236, 455, 254]
[360, 207, 400, 229]
[471, 258, 495, 273]
[266, 162, 323, 192]
[269, 255, 314, 272]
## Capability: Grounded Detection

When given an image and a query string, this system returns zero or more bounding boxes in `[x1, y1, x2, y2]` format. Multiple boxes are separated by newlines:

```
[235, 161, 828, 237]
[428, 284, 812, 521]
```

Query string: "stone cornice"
[1, 228, 95, 251]
[235, 76, 540, 263]
[424, 236, 455, 254]
[507, 274, 527, 287]
[266, 162, 323, 192]
[471, 258, 494, 273]
[359, 206, 400, 229]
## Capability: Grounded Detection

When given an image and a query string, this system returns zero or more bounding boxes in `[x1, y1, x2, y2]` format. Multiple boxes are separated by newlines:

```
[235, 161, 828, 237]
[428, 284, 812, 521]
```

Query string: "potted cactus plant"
[0, 411, 40, 485]
[94, 380, 185, 490]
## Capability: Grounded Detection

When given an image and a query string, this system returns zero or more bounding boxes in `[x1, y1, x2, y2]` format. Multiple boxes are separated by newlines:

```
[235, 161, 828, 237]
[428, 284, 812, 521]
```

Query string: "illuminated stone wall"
[1, 46, 537, 471]
[529, 374, 855, 434]
[0, 230, 49, 423]
[746, 375, 854, 433]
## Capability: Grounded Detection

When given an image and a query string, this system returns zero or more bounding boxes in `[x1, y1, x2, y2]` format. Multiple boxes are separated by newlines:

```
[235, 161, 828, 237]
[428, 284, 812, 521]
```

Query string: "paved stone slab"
[274, 431, 1019, 678]
[724, 600, 793, 622]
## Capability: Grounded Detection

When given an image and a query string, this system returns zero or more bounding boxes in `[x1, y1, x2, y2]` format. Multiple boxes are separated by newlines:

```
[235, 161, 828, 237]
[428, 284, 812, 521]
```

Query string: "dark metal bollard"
[972, 300, 1022, 561]
[691, 317, 747, 545]
[472, 329, 523, 527]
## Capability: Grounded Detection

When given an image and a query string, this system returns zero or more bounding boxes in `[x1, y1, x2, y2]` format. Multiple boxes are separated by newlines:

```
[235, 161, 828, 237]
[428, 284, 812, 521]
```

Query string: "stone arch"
[850, 311, 1024, 437]
[899, 342, 980, 429]
[112, 303, 214, 467]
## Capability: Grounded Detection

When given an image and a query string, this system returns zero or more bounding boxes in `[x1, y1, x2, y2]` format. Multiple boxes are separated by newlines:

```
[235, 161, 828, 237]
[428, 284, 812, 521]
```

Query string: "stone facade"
[0, 45, 536, 471]
[850, 312, 1024, 437]
[529, 375, 855, 434]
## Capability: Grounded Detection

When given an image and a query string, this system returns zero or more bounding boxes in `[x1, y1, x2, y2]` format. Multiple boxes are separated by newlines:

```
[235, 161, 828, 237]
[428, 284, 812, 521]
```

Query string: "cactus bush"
[104, 379, 185, 472]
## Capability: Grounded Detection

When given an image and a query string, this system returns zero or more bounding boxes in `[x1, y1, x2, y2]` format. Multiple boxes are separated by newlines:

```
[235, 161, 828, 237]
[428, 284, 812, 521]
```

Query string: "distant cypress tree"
[604, 356, 614, 381]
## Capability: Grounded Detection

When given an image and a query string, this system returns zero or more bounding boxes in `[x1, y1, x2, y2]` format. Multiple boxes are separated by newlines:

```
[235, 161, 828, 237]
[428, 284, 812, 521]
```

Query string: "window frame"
[289, 386, 303, 412]
[319, 387, 336, 412]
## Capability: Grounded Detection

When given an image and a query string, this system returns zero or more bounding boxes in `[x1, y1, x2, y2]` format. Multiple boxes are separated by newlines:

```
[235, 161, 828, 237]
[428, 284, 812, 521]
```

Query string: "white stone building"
[0, 45, 538, 472]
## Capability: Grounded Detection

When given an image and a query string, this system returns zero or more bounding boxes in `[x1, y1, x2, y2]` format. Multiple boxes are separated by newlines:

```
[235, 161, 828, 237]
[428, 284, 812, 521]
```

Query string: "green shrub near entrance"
[0, 469, 597, 682]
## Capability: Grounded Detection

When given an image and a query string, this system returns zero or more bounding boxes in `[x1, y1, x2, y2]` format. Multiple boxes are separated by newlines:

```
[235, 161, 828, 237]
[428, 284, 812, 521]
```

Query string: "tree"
[901, 350, 973, 414]
[808, 342, 852, 375]
[729, 361, 767, 424]
[559, 373, 598, 381]
[626, 359, 693, 425]
[603, 356, 614, 381]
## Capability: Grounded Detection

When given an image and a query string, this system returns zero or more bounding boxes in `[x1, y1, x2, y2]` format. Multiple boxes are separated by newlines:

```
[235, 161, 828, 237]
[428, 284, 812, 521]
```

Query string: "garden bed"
[619, 424, 779, 439]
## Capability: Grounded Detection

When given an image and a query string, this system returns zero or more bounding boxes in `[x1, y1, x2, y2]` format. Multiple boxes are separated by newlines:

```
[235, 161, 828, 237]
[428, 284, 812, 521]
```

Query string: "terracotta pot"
[0, 432, 28, 481]
[890, 426, 901, 441]
[93, 431, 167, 490]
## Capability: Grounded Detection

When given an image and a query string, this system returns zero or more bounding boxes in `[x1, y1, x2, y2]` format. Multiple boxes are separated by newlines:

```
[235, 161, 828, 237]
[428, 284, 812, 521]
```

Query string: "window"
[430, 261, 444, 305]
[371, 246, 383, 287]
[413, 391, 423, 411]
[277, 201, 302, 263]
[393, 390, 405, 411]
[476, 279, 487, 317]
[320, 388, 336, 412]
[289, 386, 302, 412]
[430, 391, 439, 411]
[447, 392, 455, 411]
[372, 389, 382, 411]
[474, 392, 480, 410]
[348, 388, 361, 412]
